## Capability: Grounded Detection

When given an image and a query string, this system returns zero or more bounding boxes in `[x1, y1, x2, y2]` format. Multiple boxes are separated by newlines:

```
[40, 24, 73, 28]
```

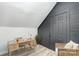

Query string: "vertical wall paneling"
[38, 2, 79, 50]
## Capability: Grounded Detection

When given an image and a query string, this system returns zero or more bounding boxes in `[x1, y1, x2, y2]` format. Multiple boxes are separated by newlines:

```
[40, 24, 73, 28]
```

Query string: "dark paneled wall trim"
[38, 2, 79, 50]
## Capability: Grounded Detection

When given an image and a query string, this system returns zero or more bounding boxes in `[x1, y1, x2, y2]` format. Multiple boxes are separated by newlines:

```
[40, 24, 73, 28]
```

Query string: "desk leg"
[8, 48, 11, 56]
[8, 51, 11, 56]
[24, 45, 26, 51]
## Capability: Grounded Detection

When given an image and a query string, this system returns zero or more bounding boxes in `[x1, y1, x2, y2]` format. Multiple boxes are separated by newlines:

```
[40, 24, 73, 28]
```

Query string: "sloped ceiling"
[0, 2, 56, 28]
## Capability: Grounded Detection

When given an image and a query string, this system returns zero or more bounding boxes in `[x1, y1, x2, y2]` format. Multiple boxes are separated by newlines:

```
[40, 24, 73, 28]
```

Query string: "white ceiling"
[0, 2, 56, 28]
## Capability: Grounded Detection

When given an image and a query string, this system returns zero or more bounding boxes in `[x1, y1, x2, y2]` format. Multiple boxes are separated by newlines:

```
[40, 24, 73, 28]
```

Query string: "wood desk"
[8, 39, 36, 55]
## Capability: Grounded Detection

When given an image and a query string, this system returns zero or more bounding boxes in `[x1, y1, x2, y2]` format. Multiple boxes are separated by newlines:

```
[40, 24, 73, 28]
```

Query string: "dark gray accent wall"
[38, 2, 79, 50]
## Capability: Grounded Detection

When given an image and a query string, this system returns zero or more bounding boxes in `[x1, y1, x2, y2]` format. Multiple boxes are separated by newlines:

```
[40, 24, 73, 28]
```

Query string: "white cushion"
[64, 40, 79, 49]
[64, 41, 73, 49]
[72, 42, 78, 49]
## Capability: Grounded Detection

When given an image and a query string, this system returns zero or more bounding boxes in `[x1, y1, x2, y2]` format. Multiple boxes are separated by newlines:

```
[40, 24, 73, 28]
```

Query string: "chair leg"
[8, 51, 11, 56]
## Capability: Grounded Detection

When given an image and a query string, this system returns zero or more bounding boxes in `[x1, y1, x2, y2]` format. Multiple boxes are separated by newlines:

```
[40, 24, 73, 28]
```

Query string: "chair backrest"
[32, 38, 37, 46]
[55, 43, 66, 49]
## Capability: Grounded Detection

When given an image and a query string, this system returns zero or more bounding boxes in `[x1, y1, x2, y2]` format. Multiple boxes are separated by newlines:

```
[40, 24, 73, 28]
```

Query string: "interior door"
[56, 12, 67, 43]
[50, 11, 69, 50]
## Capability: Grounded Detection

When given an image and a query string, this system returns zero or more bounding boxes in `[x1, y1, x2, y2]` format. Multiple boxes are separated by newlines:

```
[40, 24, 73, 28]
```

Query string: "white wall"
[0, 27, 37, 55]
[0, 2, 56, 28]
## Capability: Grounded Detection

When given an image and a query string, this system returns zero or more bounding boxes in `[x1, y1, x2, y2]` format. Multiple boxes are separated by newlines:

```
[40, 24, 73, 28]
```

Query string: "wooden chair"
[24, 38, 37, 49]
[30, 38, 37, 49]
[55, 43, 79, 56]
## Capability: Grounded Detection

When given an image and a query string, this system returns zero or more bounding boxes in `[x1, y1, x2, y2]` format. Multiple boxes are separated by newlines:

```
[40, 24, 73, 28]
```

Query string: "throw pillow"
[64, 40, 79, 49]
[64, 41, 73, 49]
